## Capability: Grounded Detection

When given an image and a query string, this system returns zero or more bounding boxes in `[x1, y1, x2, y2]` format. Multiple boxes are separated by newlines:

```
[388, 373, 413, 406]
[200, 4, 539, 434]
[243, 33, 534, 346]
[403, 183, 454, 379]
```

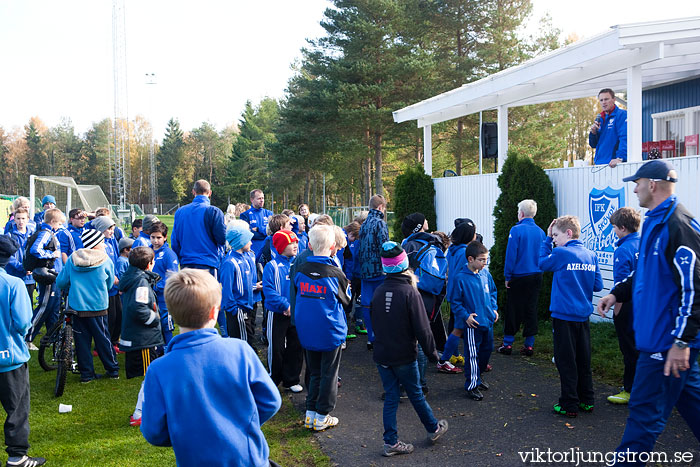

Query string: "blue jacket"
[504, 217, 546, 281]
[613, 232, 639, 285]
[292, 256, 351, 351]
[56, 248, 114, 313]
[343, 238, 356, 280]
[116, 256, 129, 279]
[220, 250, 255, 313]
[589, 106, 627, 165]
[5, 224, 36, 285]
[4, 218, 36, 235]
[452, 267, 498, 328]
[153, 245, 179, 312]
[263, 255, 292, 314]
[172, 195, 226, 269]
[33, 210, 46, 225]
[240, 207, 273, 256]
[0, 267, 32, 373]
[446, 243, 467, 302]
[611, 196, 700, 352]
[29, 223, 63, 276]
[132, 231, 152, 249]
[141, 328, 281, 467]
[539, 238, 603, 322]
[358, 209, 389, 279]
[105, 237, 120, 296]
[56, 224, 84, 259]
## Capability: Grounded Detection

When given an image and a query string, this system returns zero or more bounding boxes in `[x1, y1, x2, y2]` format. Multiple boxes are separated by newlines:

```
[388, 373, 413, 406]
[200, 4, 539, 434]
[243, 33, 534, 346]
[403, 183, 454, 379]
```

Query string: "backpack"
[407, 239, 447, 295]
[23, 228, 56, 272]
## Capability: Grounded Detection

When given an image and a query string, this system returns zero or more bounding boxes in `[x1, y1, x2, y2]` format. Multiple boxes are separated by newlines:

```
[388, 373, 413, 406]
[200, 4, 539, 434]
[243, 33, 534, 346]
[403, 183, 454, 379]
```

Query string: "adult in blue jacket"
[589, 88, 627, 167]
[598, 160, 700, 461]
[171, 180, 226, 273]
[33, 195, 56, 225]
[240, 189, 273, 256]
[0, 236, 46, 467]
[500, 199, 546, 356]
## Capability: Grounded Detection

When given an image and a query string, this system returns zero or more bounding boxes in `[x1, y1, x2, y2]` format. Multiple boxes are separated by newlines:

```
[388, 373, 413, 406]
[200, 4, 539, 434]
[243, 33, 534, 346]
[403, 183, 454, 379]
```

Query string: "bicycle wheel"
[54, 324, 73, 397]
[38, 320, 62, 371]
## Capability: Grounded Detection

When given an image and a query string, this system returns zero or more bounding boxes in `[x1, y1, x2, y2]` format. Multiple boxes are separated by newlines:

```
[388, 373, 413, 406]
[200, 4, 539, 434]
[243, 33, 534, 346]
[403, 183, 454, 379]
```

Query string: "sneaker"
[422, 386, 430, 395]
[466, 388, 484, 401]
[346, 333, 357, 339]
[437, 361, 463, 374]
[108, 373, 119, 380]
[483, 363, 493, 373]
[519, 345, 534, 357]
[449, 355, 465, 367]
[383, 440, 414, 457]
[578, 403, 594, 413]
[356, 325, 368, 335]
[129, 415, 142, 427]
[304, 410, 316, 429]
[367, 342, 373, 351]
[6, 455, 46, 467]
[428, 419, 449, 443]
[286, 384, 303, 393]
[607, 390, 630, 405]
[553, 403, 577, 418]
[497, 344, 512, 355]
[92, 350, 98, 357]
[341, 342, 347, 350]
[313, 413, 339, 431]
[27, 343, 39, 351]
[478, 380, 490, 390]
[113, 345, 125, 355]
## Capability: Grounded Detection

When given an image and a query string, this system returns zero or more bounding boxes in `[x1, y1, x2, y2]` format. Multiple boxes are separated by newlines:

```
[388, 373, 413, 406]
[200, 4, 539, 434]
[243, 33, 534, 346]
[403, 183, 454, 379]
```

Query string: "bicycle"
[37, 292, 79, 397]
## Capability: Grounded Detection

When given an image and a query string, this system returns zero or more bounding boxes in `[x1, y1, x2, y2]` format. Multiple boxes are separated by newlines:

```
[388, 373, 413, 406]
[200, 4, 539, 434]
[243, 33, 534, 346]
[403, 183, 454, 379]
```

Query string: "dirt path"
[289, 335, 699, 466]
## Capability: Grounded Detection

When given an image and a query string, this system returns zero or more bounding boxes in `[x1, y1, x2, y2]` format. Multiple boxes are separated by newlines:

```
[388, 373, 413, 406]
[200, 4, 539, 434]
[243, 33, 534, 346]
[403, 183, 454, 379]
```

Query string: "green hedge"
[391, 166, 436, 242]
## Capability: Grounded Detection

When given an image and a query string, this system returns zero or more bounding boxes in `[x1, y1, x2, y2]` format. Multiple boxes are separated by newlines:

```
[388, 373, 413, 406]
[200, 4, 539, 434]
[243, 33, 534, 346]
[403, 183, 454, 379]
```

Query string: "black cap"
[622, 160, 677, 183]
[0, 236, 19, 267]
[451, 218, 476, 245]
[401, 212, 426, 238]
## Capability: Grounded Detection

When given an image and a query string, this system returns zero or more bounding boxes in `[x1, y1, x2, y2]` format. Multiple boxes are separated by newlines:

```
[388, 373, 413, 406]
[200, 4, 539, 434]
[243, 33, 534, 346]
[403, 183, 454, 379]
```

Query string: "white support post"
[627, 64, 643, 162]
[423, 125, 432, 177]
[66, 186, 72, 213]
[479, 111, 483, 175]
[29, 175, 36, 218]
[497, 106, 509, 171]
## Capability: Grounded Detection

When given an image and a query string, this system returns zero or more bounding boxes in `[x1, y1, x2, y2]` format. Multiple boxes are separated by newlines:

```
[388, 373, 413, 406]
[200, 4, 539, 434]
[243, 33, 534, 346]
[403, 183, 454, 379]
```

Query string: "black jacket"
[370, 273, 438, 366]
[118, 266, 164, 351]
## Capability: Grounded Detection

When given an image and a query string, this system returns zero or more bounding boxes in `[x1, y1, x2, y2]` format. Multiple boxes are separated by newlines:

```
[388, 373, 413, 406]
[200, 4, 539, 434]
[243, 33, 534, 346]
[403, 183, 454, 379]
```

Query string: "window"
[652, 105, 700, 157]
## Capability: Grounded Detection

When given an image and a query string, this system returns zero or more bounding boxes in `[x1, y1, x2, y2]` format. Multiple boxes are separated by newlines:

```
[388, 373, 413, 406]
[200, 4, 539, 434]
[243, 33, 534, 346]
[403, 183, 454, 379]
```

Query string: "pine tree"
[25, 120, 47, 177]
[157, 118, 186, 203]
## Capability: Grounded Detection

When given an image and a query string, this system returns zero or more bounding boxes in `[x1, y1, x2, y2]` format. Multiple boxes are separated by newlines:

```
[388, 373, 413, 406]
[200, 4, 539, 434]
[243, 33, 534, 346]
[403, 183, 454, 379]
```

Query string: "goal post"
[30, 175, 111, 219]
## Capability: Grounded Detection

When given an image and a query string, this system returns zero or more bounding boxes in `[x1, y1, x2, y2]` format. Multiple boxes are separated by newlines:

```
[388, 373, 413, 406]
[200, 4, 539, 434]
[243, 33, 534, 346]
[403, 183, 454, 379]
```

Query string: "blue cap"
[622, 160, 677, 183]
[226, 225, 254, 251]
[41, 195, 56, 206]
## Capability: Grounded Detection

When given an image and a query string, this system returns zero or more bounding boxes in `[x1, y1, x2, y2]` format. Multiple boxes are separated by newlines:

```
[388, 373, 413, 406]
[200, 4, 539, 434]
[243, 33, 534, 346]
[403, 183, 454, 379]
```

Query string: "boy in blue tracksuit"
[603, 207, 640, 405]
[116, 237, 133, 279]
[0, 236, 47, 467]
[220, 224, 256, 346]
[540, 215, 603, 418]
[5, 208, 36, 301]
[264, 230, 303, 392]
[56, 208, 86, 264]
[150, 222, 179, 345]
[442, 241, 498, 401]
[292, 224, 352, 431]
[141, 269, 281, 466]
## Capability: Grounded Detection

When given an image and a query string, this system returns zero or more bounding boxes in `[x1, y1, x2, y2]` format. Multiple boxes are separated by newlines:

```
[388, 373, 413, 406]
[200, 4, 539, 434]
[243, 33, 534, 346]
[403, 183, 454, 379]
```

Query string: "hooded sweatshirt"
[56, 248, 115, 317]
[0, 267, 32, 372]
[118, 265, 163, 351]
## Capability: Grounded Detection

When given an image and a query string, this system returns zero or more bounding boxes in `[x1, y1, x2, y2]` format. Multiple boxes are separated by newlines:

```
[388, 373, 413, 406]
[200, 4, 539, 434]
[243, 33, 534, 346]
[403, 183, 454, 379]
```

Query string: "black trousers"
[305, 345, 342, 416]
[0, 364, 30, 458]
[267, 312, 303, 387]
[108, 294, 122, 345]
[504, 273, 543, 338]
[613, 301, 639, 393]
[25, 283, 35, 308]
[552, 318, 594, 412]
[226, 309, 255, 350]
[420, 290, 447, 353]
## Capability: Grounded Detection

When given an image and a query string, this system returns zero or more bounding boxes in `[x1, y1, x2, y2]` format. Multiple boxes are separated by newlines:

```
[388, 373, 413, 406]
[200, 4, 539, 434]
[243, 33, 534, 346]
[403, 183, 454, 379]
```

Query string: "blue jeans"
[73, 315, 119, 380]
[417, 344, 428, 389]
[361, 276, 384, 342]
[616, 348, 700, 465]
[376, 361, 438, 445]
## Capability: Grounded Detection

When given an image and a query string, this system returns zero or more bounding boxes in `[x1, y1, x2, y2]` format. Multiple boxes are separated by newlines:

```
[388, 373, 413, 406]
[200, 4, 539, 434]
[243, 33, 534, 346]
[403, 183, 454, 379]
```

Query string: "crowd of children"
[0, 183, 652, 466]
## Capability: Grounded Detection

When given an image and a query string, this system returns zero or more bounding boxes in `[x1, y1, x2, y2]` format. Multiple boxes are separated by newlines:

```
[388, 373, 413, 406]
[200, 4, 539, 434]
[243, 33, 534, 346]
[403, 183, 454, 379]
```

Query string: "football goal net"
[30, 175, 111, 219]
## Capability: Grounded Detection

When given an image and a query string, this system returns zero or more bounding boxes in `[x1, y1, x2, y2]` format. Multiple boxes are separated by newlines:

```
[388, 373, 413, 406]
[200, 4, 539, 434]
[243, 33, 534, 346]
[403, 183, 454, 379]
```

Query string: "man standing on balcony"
[589, 88, 627, 168]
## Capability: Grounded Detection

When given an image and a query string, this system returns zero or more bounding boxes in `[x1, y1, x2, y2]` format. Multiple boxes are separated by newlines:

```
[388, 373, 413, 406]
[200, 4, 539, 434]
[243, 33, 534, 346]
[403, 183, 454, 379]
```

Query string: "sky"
[1, 0, 699, 141]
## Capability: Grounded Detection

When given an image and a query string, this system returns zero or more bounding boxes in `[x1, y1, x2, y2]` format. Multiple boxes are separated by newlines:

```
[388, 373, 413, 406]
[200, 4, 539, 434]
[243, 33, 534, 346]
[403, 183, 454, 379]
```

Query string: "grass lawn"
[23, 331, 329, 466]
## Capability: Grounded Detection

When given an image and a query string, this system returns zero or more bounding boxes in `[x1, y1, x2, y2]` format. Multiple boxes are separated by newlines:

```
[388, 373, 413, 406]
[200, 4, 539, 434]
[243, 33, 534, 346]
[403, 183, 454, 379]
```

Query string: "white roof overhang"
[393, 16, 700, 127]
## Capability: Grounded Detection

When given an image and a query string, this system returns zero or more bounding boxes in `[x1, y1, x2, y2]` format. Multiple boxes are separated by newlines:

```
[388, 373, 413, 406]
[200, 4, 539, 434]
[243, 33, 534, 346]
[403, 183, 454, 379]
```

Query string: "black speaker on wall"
[481, 122, 498, 159]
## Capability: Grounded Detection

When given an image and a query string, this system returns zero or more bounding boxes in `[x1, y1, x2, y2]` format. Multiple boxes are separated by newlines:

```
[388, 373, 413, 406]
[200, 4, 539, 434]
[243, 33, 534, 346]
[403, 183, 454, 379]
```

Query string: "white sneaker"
[313, 413, 339, 431]
[341, 341, 347, 350]
[304, 410, 316, 429]
[287, 384, 303, 393]
[28, 343, 39, 351]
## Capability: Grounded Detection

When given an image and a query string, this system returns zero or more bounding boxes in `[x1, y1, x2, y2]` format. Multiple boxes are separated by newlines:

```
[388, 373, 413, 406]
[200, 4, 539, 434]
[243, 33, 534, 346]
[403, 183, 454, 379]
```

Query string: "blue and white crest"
[581, 186, 625, 267]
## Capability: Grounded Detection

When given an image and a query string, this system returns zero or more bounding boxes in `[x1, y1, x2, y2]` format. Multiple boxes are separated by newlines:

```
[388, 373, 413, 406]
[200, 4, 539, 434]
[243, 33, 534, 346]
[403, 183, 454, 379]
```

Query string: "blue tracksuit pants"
[464, 325, 493, 391]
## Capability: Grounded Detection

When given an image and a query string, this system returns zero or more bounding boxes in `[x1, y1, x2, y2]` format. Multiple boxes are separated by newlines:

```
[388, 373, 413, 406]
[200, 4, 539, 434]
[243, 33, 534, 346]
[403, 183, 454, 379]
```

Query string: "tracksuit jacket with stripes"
[220, 249, 256, 314]
[611, 195, 700, 352]
[263, 255, 292, 314]
[5, 223, 36, 285]
[451, 267, 498, 328]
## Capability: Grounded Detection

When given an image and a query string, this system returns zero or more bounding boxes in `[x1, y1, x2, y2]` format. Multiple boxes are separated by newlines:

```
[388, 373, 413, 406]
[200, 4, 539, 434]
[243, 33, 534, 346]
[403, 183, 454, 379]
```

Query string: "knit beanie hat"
[272, 230, 298, 255]
[380, 241, 409, 274]
[0, 236, 19, 268]
[226, 224, 254, 251]
[142, 214, 160, 233]
[92, 215, 115, 233]
[400, 212, 426, 238]
[451, 218, 476, 245]
[41, 195, 56, 206]
[118, 237, 134, 253]
[81, 229, 105, 249]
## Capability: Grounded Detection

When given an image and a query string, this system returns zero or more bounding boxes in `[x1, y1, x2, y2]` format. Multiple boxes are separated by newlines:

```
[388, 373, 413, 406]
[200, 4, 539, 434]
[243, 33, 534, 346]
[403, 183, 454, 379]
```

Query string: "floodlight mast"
[112, 0, 129, 209]
[146, 73, 158, 213]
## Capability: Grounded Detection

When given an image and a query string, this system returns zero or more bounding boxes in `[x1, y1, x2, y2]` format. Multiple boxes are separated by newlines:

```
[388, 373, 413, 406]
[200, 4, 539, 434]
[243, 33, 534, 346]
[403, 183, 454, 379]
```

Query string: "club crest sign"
[580, 186, 625, 267]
